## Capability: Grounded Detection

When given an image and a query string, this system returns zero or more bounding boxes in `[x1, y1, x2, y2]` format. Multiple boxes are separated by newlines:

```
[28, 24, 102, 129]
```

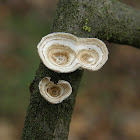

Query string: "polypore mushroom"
[77, 38, 108, 71]
[37, 32, 79, 73]
[37, 32, 108, 73]
[39, 77, 72, 104]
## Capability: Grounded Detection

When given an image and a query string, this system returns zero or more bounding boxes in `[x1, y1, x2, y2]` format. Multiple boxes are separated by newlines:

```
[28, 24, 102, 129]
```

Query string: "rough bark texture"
[21, 0, 140, 140]
[21, 62, 83, 140]
[53, 0, 140, 48]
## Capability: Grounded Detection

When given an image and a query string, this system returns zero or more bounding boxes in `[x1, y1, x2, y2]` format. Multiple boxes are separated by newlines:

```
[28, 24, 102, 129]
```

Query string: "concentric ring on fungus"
[37, 32, 108, 73]
[39, 77, 72, 104]
[77, 49, 99, 67]
[47, 45, 75, 66]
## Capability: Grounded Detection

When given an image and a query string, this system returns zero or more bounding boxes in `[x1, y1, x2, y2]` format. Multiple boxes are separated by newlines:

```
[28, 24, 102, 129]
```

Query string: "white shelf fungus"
[39, 77, 72, 104]
[37, 32, 108, 73]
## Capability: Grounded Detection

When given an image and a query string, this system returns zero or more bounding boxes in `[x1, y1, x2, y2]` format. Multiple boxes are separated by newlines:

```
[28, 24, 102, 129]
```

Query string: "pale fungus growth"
[37, 32, 108, 73]
[37, 33, 79, 73]
[76, 38, 108, 71]
[39, 77, 72, 104]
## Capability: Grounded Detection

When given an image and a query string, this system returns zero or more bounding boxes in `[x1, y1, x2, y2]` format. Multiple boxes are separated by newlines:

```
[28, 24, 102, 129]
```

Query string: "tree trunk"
[21, 0, 140, 140]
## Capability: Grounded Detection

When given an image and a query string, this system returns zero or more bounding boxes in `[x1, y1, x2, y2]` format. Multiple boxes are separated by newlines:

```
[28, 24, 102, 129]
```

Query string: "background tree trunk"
[21, 0, 140, 139]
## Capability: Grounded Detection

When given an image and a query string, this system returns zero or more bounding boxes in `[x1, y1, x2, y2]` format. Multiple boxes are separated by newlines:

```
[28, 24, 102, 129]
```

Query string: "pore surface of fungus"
[37, 32, 108, 73]
[39, 77, 72, 104]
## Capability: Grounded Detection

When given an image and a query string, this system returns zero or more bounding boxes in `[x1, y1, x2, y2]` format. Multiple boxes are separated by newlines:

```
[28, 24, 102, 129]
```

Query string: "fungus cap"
[37, 32, 108, 73]
[39, 77, 72, 104]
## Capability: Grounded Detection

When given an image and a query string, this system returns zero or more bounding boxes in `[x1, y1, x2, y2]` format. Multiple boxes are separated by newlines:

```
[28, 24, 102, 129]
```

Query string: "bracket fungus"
[39, 77, 72, 104]
[76, 38, 108, 71]
[37, 32, 108, 73]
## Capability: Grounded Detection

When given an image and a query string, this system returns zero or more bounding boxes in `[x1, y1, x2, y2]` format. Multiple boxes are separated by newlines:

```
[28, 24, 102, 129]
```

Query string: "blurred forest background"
[0, 0, 140, 140]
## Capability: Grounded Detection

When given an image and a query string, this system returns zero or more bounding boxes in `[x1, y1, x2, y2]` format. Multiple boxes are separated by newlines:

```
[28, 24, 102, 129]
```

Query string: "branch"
[53, 0, 140, 48]
[21, 62, 83, 140]
[21, 0, 139, 140]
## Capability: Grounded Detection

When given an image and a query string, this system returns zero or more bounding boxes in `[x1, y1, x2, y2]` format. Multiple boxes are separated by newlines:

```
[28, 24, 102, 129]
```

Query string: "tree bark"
[21, 0, 140, 140]
[53, 0, 140, 48]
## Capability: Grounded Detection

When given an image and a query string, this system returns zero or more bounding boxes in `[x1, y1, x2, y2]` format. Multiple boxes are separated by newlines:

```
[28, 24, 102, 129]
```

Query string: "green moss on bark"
[53, 0, 140, 47]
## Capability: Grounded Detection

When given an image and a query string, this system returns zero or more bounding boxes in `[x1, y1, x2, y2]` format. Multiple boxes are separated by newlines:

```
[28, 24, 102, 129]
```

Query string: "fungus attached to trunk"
[37, 32, 108, 73]
[77, 38, 108, 71]
[39, 77, 72, 104]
